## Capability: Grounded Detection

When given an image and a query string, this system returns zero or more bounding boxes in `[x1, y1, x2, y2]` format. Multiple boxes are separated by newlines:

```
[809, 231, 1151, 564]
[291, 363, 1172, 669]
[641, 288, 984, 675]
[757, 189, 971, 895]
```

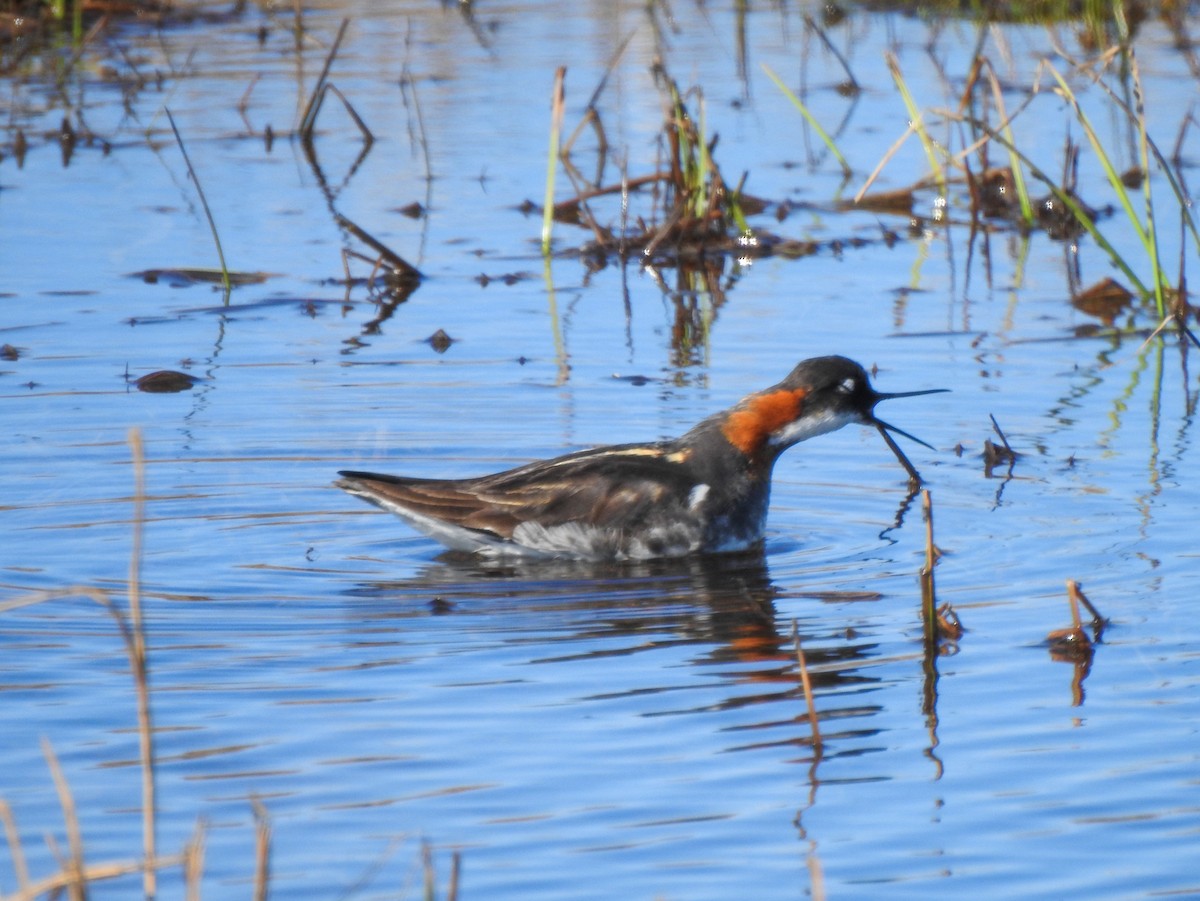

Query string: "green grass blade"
[1130, 54, 1166, 316]
[984, 64, 1033, 225]
[761, 63, 851, 177]
[887, 53, 943, 185]
[1047, 65, 1147, 245]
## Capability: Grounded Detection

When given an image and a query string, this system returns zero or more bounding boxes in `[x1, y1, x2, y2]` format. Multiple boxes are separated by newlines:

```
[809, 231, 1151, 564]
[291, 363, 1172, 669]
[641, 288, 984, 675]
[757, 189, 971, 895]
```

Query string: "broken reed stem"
[1066, 579, 1104, 625]
[791, 621, 823, 753]
[184, 819, 206, 901]
[252, 798, 271, 901]
[920, 489, 938, 644]
[42, 738, 86, 899]
[447, 850, 461, 901]
[855, 119, 919, 203]
[1065, 580, 1083, 631]
[165, 109, 231, 298]
[922, 489, 935, 576]
[542, 66, 567, 257]
[988, 414, 1011, 454]
[422, 842, 436, 900]
[0, 800, 32, 896]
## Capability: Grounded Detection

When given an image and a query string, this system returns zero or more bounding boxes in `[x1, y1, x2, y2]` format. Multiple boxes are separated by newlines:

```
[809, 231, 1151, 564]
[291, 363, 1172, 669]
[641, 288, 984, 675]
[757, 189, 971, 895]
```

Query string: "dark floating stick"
[299, 18, 350, 140]
[166, 108, 230, 297]
[989, 414, 1017, 458]
[984, 414, 1018, 480]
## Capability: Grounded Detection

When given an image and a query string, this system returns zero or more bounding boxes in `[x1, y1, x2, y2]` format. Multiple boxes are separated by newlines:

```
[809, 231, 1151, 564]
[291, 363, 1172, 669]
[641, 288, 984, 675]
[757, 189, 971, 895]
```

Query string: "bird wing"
[338, 443, 699, 540]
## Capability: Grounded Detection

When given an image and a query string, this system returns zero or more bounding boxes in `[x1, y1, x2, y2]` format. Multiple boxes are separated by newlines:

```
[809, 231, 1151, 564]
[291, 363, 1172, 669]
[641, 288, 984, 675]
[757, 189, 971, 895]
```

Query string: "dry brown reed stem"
[422, 842, 436, 898]
[1066, 579, 1105, 627]
[920, 490, 938, 645]
[854, 120, 919, 204]
[448, 850, 461, 901]
[335, 213, 422, 283]
[791, 621, 822, 753]
[1066, 580, 1083, 631]
[252, 798, 271, 901]
[0, 801, 31, 896]
[291, 0, 304, 47]
[921, 490, 936, 573]
[807, 853, 827, 901]
[128, 427, 158, 899]
[3, 854, 190, 901]
[41, 739, 85, 900]
[0, 431, 159, 900]
[184, 820, 206, 901]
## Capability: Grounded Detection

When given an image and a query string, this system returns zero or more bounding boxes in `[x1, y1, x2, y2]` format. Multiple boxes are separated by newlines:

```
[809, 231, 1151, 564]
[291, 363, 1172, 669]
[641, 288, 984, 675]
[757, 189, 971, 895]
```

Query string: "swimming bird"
[337, 355, 946, 560]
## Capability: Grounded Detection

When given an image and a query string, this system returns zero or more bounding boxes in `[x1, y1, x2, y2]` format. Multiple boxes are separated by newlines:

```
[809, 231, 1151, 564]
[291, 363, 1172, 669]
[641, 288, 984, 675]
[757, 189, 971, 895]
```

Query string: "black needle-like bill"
[870, 387, 949, 485]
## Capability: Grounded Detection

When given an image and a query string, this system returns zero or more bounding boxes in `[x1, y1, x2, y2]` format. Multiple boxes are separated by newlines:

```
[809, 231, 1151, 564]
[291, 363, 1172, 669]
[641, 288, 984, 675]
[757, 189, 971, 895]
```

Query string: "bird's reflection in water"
[344, 548, 889, 757]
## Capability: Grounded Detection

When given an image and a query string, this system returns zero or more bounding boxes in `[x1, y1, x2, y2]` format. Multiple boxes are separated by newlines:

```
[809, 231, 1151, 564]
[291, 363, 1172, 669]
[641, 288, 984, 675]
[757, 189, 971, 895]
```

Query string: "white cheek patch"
[768, 408, 860, 447]
[687, 483, 710, 511]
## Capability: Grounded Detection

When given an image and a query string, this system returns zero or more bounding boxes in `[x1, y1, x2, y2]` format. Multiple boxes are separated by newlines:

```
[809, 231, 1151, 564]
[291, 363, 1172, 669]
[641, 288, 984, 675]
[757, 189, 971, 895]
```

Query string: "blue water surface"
[2, 2, 1199, 898]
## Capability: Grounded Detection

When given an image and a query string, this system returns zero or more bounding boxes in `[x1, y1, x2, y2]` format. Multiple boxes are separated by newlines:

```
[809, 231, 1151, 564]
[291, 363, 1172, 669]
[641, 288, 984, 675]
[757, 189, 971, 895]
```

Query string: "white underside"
[361, 492, 720, 561]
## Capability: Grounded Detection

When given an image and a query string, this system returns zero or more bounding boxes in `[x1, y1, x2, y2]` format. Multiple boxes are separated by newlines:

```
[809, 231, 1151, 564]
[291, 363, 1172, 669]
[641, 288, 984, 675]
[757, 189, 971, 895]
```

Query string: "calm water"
[3, 1, 1199, 898]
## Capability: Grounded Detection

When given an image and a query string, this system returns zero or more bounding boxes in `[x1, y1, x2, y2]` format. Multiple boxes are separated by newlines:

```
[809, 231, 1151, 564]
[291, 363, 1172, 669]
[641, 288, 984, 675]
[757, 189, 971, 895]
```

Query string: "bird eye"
[838, 377, 857, 394]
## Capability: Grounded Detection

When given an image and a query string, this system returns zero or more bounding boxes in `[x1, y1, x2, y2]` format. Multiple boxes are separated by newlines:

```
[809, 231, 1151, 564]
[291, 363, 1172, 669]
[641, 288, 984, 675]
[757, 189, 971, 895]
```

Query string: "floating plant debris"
[1072, 278, 1133, 325]
[425, 329, 455, 353]
[134, 269, 271, 288]
[134, 370, 198, 393]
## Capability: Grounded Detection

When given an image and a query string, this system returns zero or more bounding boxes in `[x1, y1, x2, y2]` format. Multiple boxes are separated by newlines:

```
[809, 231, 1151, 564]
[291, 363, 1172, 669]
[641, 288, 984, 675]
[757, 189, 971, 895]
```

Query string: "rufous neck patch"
[721, 388, 807, 456]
